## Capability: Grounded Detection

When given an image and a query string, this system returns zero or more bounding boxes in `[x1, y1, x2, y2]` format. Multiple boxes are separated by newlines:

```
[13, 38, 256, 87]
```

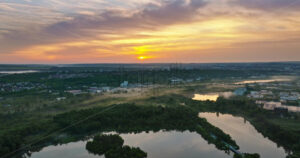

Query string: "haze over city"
[1, 0, 300, 64]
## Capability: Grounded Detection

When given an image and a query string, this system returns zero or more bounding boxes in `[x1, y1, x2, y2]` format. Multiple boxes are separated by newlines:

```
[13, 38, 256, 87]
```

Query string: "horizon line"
[0, 60, 300, 66]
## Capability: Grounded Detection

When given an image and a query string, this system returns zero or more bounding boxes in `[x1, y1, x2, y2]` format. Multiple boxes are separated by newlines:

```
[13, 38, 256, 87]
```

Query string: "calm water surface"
[192, 92, 233, 101]
[235, 79, 290, 84]
[193, 94, 219, 101]
[27, 131, 231, 158]
[0, 70, 39, 74]
[199, 113, 287, 158]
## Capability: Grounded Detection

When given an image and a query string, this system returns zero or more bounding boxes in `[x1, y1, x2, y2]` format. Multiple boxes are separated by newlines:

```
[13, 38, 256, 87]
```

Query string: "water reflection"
[235, 79, 290, 84]
[192, 92, 233, 101]
[193, 94, 219, 101]
[27, 131, 231, 158]
[199, 113, 287, 158]
[0, 70, 39, 74]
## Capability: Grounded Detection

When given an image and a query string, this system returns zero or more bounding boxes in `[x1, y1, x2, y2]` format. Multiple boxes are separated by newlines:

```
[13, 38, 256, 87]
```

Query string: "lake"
[192, 92, 233, 101]
[26, 131, 231, 158]
[0, 70, 39, 74]
[235, 79, 290, 84]
[199, 112, 287, 158]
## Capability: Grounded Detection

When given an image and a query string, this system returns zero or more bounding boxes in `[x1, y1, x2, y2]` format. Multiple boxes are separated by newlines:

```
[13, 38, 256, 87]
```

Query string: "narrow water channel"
[199, 112, 287, 158]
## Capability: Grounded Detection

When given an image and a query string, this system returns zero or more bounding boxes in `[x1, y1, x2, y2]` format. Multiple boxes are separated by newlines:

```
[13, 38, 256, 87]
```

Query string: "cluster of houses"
[0, 82, 46, 92]
[256, 101, 300, 113]
[64, 76, 205, 96]
[65, 81, 141, 96]
[248, 90, 300, 103]
[47, 73, 92, 79]
[279, 92, 299, 102]
[247, 90, 273, 99]
[234, 80, 300, 113]
[234, 88, 247, 96]
[56, 97, 66, 101]
[65, 90, 85, 95]
[252, 90, 300, 113]
[170, 77, 202, 85]
[0, 80, 143, 105]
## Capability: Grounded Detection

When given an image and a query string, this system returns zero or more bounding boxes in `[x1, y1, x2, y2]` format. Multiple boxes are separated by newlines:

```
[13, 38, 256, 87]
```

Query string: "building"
[120, 81, 129, 88]
[88, 87, 103, 94]
[170, 78, 183, 84]
[111, 87, 129, 93]
[260, 90, 273, 95]
[56, 97, 66, 101]
[196, 77, 202, 81]
[248, 91, 263, 99]
[3, 104, 11, 107]
[263, 102, 282, 110]
[255, 100, 267, 105]
[186, 79, 194, 83]
[280, 92, 300, 102]
[234, 88, 247, 96]
[66, 90, 83, 95]
[101, 87, 111, 92]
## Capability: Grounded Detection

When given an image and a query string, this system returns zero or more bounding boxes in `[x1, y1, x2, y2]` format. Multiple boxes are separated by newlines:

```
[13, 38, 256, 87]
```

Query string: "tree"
[86, 134, 124, 155]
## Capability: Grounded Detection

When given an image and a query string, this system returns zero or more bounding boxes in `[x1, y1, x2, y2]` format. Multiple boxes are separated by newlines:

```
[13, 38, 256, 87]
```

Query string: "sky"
[0, 0, 300, 64]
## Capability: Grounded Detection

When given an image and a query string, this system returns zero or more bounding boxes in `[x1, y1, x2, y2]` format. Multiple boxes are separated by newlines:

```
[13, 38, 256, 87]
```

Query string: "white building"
[170, 78, 183, 84]
[256, 100, 267, 105]
[56, 97, 66, 101]
[66, 90, 83, 95]
[263, 102, 282, 110]
[248, 91, 263, 99]
[120, 81, 129, 88]
[101, 87, 111, 92]
[260, 90, 273, 95]
[234, 88, 247, 96]
[280, 92, 300, 101]
[89, 87, 103, 94]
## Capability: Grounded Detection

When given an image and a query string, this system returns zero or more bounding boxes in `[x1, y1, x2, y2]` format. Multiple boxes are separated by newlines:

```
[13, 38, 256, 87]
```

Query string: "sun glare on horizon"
[138, 56, 146, 60]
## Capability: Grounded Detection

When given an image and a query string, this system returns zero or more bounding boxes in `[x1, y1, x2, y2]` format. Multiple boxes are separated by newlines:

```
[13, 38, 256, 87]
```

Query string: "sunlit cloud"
[0, 0, 300, 63]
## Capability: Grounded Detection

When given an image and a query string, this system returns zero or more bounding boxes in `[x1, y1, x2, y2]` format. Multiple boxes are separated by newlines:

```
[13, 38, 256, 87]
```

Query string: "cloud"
[44, 0, 207, 38]
[0, 0, 208, 54]
[233, 0, 300, 10]
[1, 0, 300, 63]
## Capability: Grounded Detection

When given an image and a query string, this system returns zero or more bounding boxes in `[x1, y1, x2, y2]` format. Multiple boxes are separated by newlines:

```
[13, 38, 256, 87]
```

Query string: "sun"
[137, 55, 154, 60]
[138, 56, 146, 60]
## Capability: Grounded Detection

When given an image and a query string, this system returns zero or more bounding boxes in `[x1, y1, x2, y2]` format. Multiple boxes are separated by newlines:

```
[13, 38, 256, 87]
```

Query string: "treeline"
[0, 118, 57, 157]
[53, 104, 199, 133]
[0, 68, 275, 90]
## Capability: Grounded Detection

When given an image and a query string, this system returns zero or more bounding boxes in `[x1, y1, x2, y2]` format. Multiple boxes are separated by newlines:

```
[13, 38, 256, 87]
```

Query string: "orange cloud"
[1, 0, 300, 63]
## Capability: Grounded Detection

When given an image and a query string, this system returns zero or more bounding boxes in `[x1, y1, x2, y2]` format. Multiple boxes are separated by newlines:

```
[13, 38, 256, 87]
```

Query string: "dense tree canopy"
[86, 134, 124, 155]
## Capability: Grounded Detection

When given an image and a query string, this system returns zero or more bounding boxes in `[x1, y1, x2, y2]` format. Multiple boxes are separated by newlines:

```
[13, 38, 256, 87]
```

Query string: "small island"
[86, 134, 147, 158]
